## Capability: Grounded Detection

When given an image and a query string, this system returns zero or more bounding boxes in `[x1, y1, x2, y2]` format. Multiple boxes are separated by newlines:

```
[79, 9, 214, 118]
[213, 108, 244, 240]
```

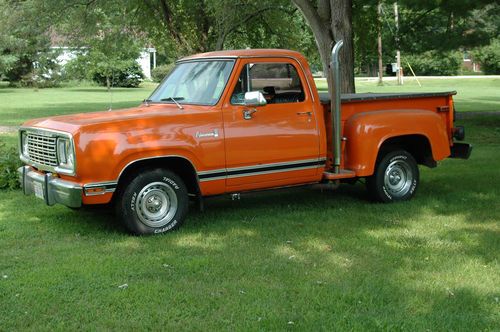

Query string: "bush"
[17, 70, 62, 88]
[63, 56, 91, 81]
[403, 51, 462, 76]
[6, 50, 63, 88]
[92, 62, 144, 88]
[473, 39, 500, 75]
[0, 143, 21, 190]
[151, 63, 176, 83]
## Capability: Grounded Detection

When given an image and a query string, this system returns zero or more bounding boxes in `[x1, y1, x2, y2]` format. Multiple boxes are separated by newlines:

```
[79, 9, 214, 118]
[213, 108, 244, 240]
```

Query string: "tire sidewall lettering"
[382, 185, 393, 200]
[390, 155, 407, 163]
[163, 177, 179, 190]
[130, 192, 137, 211]
[153, 220, 178, 234]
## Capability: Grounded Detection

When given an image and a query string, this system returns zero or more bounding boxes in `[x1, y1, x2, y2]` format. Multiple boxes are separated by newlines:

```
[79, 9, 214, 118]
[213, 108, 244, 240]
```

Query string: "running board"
[322, 170, 356, 180]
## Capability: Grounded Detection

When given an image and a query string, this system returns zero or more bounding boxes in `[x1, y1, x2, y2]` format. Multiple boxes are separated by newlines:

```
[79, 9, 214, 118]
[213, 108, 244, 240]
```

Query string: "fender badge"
[196, 129, 219, 138]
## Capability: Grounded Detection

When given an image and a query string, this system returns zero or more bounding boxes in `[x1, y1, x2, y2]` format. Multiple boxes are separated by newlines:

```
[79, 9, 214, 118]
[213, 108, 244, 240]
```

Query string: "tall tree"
[353, 0, 500, 76]
[291, 0, 355, 93]
[138, 0, 301, 55]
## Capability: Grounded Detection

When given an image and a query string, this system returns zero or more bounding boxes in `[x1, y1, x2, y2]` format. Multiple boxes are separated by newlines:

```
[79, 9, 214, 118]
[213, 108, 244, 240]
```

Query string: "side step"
[322, 169, 356, 180]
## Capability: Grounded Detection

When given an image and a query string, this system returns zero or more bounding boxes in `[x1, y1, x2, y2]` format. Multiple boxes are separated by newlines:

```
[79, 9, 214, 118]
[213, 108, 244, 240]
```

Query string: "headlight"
[57, 137, 74, 170]
[20, 131, 29, 157]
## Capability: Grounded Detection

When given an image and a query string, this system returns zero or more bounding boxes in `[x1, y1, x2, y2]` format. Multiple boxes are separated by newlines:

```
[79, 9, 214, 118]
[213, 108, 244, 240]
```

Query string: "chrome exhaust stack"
[330, 40, 343, 174]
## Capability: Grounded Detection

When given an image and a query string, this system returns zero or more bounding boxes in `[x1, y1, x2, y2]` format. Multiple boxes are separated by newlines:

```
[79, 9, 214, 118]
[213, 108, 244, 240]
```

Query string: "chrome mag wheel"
[135, 182, 178, 228]
[383, 159, 414, 197]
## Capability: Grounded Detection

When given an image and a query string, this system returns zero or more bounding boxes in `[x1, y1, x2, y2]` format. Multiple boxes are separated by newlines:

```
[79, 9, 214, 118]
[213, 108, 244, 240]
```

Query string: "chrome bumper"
[18, 166, 82, 208]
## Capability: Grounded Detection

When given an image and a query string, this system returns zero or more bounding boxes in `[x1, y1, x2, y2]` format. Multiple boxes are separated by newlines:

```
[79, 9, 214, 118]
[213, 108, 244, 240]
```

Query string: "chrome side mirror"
[244, 91, 267, 107]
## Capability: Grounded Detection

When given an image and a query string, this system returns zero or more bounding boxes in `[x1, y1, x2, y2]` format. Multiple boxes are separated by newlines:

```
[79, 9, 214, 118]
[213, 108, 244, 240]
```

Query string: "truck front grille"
[26, 133, 58, 166]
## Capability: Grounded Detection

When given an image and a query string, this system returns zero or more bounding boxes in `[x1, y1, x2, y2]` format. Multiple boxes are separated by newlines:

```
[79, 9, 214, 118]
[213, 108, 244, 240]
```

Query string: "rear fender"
[344, 109, 450, 176]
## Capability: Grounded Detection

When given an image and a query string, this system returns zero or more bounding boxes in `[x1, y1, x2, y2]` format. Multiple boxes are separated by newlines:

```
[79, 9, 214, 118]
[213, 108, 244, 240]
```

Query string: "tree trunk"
[292, 0, 355, 93]
[377, 1, 383, 85]
[215, 32, 226, 51]
[330, 0, 355, 93]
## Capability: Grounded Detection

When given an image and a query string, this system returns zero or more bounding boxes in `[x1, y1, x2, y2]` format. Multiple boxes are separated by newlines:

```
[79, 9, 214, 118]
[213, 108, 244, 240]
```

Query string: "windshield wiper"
[160, 97, 185, 110]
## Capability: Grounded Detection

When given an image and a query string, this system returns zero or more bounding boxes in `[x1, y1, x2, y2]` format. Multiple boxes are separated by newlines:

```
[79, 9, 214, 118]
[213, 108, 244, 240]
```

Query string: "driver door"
[222, 58, 321, 190]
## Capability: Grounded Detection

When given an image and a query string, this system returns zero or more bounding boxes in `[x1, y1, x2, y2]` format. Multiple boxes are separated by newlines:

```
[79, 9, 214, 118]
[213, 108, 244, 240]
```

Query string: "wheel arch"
[116, 156, 201, 198]
[377, 134, 436, 168]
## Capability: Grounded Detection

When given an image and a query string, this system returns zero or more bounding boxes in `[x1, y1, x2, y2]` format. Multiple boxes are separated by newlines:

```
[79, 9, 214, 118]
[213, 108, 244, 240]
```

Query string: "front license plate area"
[33, 182, 44, 200]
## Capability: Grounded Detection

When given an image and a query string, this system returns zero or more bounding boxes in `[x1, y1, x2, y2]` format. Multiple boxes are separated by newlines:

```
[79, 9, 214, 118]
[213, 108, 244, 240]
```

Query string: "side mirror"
[244, 91, 267, 107]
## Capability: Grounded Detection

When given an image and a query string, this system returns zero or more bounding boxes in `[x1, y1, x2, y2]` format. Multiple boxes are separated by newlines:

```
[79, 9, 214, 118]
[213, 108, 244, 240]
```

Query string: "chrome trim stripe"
[198, 158, 326, 182]
[83, 181, 118, 196]
[177, 56, 238, 63]
[84, 188, 116, 196]
[226, 164, 320, 179]
[84, 181, 118, 189]
[226, 158, 321, 172]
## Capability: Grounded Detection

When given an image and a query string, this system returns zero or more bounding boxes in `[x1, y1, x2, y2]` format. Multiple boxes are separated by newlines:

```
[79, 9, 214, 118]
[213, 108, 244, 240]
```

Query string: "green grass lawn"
[0, 80, 499, 330]
[0, 83, 157, 126]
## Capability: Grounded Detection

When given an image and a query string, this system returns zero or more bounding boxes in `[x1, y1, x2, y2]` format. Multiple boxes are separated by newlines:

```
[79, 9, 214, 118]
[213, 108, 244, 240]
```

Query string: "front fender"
[344, 109, 450, 177]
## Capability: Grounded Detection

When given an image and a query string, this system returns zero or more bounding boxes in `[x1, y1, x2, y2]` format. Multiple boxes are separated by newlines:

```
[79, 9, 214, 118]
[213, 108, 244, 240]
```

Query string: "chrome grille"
[27, 132, 58, 166]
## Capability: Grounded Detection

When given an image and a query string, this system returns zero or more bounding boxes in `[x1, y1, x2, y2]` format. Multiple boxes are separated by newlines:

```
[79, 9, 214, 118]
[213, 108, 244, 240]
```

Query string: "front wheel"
[367, 150, 419, 202]
[116, 169, 188, 235]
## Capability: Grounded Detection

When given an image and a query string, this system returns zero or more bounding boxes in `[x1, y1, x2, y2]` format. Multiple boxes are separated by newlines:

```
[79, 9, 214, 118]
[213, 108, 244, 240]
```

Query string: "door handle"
[297, 111, 312, 116]
[243, 109, 257, 120]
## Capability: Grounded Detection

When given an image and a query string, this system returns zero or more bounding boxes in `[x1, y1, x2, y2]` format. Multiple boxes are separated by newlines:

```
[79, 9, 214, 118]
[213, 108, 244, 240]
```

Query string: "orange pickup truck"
[18, 41, 471, 235]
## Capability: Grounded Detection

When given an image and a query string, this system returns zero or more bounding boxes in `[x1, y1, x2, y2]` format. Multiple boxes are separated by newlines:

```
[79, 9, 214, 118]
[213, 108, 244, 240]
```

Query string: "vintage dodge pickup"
[18, 41, 471, 234]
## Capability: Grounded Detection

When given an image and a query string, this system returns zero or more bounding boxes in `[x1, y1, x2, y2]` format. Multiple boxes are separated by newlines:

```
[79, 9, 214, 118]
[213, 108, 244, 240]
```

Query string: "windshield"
[149, 60, 235, 106]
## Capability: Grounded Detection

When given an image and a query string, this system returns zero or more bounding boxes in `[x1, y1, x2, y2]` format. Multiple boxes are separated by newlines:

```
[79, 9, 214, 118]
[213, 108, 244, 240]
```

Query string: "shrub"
[0, 143, 21, 190]
[151, 63, 176, 83]
[473, 39, 500, 75]
[7, 50, 63, 88]
[63, 56, 91, 81]
[18, 70, 62, 88]
[403, 51, 462, 76]
[92, 62, 144, 88]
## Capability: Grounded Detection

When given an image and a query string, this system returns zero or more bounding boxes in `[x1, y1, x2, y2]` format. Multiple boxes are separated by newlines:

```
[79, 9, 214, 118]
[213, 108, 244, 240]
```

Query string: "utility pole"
[394, 1, 403, 85]
[377, 1, 383, 85]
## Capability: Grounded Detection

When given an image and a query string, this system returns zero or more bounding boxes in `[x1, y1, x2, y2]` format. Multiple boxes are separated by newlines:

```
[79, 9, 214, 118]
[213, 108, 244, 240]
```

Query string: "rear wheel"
[116, 169, 188, 235]
[367, 150, 419, 202]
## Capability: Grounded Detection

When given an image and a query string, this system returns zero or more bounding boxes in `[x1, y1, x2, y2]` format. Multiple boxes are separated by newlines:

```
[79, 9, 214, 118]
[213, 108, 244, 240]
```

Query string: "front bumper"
[18, 166, 82, 208]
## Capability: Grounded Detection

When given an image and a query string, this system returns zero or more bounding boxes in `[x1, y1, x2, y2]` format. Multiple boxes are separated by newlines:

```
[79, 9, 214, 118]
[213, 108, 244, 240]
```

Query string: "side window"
[230, 62, 305, 105]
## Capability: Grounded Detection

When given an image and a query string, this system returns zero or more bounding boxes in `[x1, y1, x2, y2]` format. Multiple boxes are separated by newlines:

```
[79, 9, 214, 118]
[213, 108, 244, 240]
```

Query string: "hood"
[22, 104, 184, 134]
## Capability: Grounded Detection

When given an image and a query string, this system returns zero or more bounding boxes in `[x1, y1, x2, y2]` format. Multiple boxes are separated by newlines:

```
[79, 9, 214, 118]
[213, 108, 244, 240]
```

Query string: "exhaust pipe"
[331, 40, 343, 173]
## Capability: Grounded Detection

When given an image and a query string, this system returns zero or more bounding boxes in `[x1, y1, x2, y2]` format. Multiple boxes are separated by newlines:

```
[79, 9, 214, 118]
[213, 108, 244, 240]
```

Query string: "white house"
[51, 46, 157, 79]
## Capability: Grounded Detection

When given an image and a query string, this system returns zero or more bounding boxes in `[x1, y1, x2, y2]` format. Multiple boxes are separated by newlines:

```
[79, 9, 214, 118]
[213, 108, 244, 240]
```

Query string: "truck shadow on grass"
[0, 175, 498, 329]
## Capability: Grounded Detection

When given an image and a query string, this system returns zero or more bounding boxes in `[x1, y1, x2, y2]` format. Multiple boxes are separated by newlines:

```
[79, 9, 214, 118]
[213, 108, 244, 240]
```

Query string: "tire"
[116, 168, 188, 235]
[367, 150, 419, 203]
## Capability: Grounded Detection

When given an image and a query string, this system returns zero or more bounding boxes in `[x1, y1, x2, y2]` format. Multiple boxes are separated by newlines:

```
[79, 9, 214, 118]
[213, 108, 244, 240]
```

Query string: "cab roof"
[178, 49, 306, 62]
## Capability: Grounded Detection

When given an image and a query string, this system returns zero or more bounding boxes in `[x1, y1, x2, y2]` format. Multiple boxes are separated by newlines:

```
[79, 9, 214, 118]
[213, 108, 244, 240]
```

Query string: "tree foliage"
[0, 0, 54, 81]
[1, 0, 499, 88]
[473, 38, 500, 75]
[353, 1, 499, 75]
